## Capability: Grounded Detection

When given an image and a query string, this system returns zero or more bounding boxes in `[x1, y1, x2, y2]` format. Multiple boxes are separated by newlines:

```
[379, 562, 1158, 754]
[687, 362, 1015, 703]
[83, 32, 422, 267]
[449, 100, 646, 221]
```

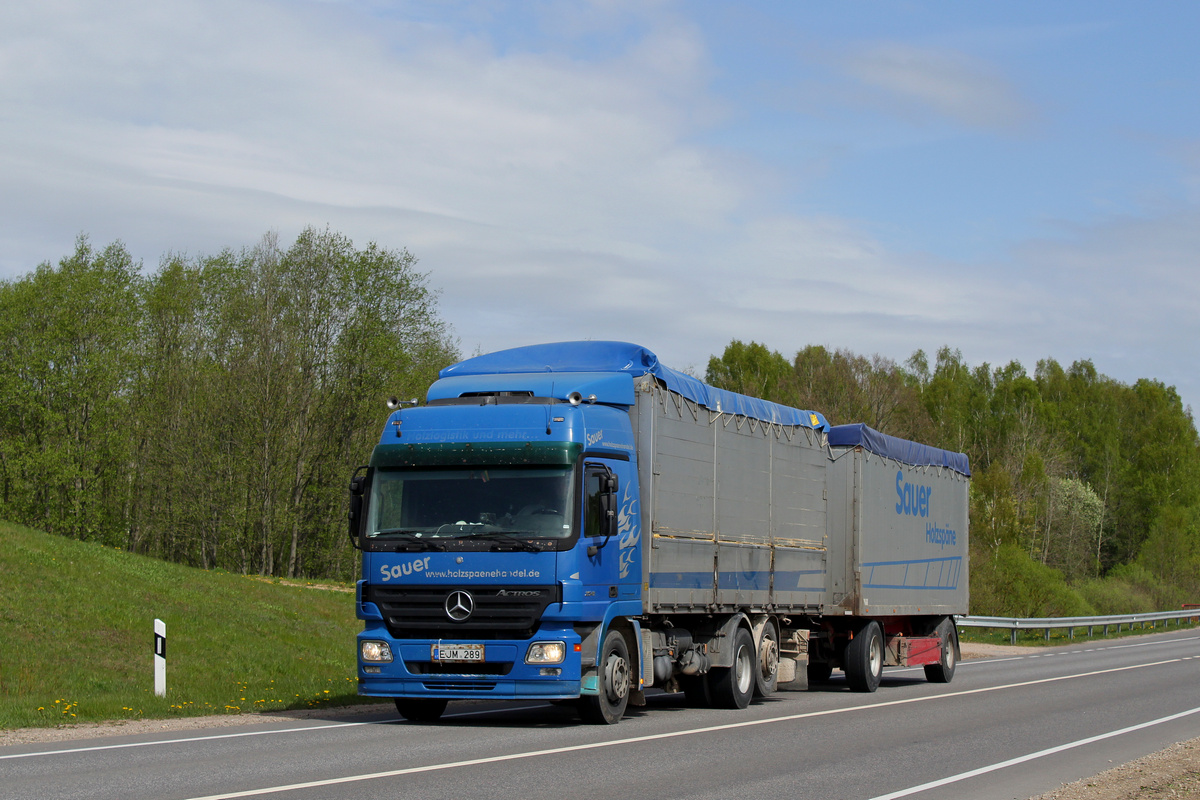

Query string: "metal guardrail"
[958, 608, 1200, 645]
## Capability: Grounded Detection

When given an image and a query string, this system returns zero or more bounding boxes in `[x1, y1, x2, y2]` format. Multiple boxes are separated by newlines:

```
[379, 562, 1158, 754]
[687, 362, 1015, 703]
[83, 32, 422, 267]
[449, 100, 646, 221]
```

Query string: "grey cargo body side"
[630, 374, 968, 618]
[827, 426, 970, 617]
[632, 374, 832, 614]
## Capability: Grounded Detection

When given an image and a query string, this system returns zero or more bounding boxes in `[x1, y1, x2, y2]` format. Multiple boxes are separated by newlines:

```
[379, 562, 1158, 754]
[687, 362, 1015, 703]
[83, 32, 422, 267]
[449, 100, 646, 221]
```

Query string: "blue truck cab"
[351, 343, 648, 723]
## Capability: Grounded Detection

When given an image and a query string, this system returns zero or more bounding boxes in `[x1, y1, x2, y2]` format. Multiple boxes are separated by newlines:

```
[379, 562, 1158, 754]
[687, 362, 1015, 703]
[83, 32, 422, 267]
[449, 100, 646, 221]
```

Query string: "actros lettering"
[895, 471, 932, 517]
[379, 556, 431, 582]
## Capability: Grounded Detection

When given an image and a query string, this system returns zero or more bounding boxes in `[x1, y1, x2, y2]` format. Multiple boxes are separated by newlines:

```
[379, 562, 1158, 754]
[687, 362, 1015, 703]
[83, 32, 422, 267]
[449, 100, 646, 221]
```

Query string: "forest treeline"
[706, 340, 1200, 616]
[4, 231, 1198, 614]
[0, 228, 457, 580]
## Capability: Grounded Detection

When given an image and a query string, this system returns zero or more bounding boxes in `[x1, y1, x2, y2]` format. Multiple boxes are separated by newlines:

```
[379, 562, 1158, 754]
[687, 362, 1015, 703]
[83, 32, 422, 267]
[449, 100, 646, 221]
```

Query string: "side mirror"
[348, 466, 369, 550]
[587, 467, 619, 557]
[600, 485, 618, 538]
[604, 473, 619, 537]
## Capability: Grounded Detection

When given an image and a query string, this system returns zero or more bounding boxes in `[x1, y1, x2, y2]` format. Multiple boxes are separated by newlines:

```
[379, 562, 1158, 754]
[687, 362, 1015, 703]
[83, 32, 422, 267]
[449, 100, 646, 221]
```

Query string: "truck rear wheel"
[394, 698, 447, 722]
[844, 621, 883, 693]
[754, 622, 779, 697]
[924, 618, 958, 684]
[578, 629, 631, 725]
[710, 627, 755, 709]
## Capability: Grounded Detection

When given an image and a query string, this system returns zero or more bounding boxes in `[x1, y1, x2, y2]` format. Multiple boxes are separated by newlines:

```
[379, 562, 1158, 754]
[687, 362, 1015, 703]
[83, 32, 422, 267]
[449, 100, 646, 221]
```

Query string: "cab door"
[582, 458, 641, 610]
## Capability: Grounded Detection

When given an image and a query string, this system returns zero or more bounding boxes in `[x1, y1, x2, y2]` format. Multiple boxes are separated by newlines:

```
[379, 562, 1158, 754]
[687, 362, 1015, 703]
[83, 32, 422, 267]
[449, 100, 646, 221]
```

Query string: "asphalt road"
[4, 630, 1200, 800]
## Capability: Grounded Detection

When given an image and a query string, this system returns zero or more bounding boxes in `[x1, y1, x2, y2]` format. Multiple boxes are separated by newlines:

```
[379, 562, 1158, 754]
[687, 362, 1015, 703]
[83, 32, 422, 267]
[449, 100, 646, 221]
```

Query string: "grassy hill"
[0, 521, 369, 729]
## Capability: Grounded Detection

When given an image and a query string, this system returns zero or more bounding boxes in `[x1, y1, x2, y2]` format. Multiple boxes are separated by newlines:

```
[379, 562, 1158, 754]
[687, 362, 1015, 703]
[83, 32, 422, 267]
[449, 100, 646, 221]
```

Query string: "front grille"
[423, 681, 497, 691]
[367, 584, 560, 640]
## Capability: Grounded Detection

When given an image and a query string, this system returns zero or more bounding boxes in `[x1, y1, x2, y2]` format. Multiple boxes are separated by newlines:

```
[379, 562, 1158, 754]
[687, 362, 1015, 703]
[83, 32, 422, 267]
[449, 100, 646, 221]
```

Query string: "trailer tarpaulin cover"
[828, 422, 971, 476]
[439, 340, 830, 431]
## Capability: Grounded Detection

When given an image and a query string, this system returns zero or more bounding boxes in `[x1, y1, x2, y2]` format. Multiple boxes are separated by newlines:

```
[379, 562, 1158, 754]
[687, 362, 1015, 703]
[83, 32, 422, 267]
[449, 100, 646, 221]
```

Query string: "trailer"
[351, 341, 970, 723]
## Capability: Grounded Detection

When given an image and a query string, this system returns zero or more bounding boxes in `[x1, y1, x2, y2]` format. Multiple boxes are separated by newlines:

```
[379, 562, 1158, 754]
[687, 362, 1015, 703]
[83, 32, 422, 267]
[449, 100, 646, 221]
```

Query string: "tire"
[710, 627, 756, 709]
[924, 618, 958, 684]
[394, 697, 447, 722]
[807, 661, 834, 683]
[578, 629, 632, 725]
[844, 621, 883, 693]
[754, 622, 779, 697]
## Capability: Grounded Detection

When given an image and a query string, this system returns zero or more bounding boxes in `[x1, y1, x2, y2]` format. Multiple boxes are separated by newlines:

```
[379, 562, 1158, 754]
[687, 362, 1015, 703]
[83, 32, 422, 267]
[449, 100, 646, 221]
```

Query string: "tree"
[126, 227, 459, 578]
[0, 236, 141, 543]
[705, 340, 793, 404]
[790, 345, 931, 438]
[1, 228, 458, 581]
[1042, 476, 1105, 580]
[1136, 506, 1200, 606]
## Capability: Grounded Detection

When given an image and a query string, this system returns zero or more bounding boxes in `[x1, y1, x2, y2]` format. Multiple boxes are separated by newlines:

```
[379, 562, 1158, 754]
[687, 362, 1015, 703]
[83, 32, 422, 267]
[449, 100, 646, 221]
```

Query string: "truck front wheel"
[844, 621, 883, 693]
[578, 629, 631, 725]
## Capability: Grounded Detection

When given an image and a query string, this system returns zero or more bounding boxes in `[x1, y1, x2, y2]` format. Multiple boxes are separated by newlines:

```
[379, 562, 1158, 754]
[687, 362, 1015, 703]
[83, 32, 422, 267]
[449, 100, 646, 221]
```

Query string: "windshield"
[366, 467, 575, 542]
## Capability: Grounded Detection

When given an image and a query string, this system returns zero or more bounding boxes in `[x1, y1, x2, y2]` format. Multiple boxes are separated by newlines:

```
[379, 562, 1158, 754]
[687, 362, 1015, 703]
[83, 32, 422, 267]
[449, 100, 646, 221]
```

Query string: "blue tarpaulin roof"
[828, 423, 971, 476]
[438, 341, 830, 431]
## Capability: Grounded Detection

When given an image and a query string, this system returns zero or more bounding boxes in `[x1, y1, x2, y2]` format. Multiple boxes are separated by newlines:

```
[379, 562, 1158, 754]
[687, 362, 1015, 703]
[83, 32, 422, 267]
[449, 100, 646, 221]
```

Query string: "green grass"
[0, 521, 373, 729]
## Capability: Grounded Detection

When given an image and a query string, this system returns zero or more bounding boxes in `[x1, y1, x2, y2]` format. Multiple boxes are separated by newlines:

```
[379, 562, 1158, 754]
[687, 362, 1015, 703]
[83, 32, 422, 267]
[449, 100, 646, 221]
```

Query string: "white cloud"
[1, 2, 1197, 417]
[0, 1, 740, 268]
[839, 42, 1034, 132]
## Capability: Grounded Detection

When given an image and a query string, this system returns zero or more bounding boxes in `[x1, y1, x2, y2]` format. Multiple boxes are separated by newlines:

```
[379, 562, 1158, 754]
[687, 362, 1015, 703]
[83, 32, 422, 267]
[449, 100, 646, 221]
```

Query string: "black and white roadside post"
[154, 619, 166, 697]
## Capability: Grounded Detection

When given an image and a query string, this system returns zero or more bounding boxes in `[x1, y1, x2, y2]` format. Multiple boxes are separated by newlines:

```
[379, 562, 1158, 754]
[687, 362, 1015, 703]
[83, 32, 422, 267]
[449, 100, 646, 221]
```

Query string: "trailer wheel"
[754, 622, 779, 697]
[394, 698, 447, 722]
[844, 621, 883, 693]
[578, 629, 631, 725]
[924, 618, 958, 684]
[710, 627, 755, 709]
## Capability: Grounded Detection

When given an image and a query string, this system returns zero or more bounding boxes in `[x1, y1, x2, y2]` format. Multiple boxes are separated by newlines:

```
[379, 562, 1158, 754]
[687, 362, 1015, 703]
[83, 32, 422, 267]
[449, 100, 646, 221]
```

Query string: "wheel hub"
[604, 654, 631, 702]
[736, 646, 753, 694]
[760, 635, 779, 680]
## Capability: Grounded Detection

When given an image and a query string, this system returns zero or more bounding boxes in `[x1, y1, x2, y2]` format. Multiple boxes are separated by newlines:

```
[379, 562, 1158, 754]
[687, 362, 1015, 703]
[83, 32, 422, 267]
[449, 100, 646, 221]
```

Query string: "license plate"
[431, 643, 484, 663]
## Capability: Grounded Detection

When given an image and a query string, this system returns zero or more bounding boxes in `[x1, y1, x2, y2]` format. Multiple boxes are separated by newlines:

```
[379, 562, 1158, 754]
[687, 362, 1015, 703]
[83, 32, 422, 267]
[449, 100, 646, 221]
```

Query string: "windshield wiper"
[370, 528, 426, 538]
[369, 529, 446, 551]
[392, 540, 447, 552]
[460, 533, 544, 553]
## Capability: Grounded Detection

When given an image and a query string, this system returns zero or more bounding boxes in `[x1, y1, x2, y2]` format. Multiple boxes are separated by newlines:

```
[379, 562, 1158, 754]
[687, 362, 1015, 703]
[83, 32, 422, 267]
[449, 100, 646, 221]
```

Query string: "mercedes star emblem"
[445, 590, 474, 621]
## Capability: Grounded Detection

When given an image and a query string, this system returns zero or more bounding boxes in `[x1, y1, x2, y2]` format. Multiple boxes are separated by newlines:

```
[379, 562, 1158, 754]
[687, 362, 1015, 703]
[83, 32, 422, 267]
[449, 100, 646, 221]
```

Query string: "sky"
[3, 1, 1199, 413]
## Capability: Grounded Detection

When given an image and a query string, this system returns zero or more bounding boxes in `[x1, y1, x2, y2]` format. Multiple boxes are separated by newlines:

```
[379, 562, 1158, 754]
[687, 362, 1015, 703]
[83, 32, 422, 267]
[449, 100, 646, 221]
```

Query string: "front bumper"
[357, 624, 584, 700]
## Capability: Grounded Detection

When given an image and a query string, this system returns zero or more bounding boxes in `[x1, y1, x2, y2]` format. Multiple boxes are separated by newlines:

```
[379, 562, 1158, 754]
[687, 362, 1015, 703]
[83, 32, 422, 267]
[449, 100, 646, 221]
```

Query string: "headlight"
[361, 640, 394, 663]
[525, 641, 566, 664]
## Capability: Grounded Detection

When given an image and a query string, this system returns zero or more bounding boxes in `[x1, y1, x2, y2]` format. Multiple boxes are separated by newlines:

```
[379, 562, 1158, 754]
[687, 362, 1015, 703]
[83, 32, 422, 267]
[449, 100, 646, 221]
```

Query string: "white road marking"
[866, 704, 1200, 800]
[11, 633, 1197, 765]
[0, 721, 376, 761]
[0, 705, 541, 761]
[170, 656, 1194, 800]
